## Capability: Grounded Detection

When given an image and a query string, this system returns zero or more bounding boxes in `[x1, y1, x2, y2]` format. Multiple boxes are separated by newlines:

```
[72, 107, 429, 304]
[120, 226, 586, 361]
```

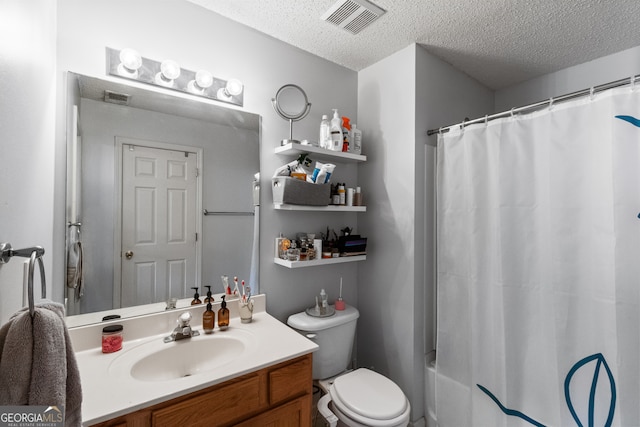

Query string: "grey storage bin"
[272, 177, 330, 206]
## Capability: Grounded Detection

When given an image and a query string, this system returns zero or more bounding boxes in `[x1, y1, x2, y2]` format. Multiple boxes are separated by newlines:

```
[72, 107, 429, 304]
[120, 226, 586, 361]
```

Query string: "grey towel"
[0, 301, 82, 427]
[67, 239, 84, 298]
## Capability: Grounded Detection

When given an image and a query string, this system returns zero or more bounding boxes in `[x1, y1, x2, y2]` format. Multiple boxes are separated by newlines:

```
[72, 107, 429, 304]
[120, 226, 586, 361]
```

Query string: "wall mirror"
[64, 72, 260, 325]
[271, 84, 311, 145]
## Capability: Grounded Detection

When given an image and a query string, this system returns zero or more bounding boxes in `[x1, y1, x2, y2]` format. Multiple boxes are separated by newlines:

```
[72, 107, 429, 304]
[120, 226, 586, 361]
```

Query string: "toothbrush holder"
[239, 300, 254, 323]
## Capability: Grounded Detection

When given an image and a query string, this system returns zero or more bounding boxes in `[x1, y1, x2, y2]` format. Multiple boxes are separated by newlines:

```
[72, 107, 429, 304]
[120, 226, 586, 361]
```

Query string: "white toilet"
[287, 305, 411, 427]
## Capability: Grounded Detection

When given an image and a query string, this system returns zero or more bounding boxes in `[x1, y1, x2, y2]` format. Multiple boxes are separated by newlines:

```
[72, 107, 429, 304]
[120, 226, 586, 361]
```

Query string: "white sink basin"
[109, 329, 256, 381]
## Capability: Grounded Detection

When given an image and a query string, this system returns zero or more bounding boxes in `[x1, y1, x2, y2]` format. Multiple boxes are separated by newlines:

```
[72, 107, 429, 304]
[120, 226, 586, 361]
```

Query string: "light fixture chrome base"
[106, 47, 243, 107]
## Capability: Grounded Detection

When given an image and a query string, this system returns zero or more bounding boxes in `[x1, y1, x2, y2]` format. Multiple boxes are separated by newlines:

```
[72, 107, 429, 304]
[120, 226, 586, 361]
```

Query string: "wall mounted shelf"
[273, 204, 366, 212]
[274, 255, 366, 269]
[275, 142, 366, 163]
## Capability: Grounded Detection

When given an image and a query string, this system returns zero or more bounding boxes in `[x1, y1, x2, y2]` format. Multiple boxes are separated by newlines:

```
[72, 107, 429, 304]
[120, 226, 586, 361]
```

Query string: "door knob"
[125, 250, 134, 260]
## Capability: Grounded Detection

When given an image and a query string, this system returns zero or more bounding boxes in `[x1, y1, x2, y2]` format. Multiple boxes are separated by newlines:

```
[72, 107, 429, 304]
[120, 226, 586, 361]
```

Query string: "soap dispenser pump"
[218, 295, 230, 330]
[204, 285, 214, 304]
[191, 287, 202, 305]
[203, 298, 215, 334]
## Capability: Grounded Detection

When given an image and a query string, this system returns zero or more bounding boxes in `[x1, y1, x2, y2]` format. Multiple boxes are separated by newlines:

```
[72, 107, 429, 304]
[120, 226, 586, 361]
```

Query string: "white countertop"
[70, 295, 317, 426]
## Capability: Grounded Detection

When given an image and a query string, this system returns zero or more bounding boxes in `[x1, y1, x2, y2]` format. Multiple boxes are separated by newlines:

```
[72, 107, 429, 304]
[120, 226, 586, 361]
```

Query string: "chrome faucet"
[164, 312, 200, 343]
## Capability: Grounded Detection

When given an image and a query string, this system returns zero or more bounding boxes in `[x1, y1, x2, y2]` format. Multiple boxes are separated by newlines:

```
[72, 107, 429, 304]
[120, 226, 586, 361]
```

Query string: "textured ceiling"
[186, 0, 640, 90]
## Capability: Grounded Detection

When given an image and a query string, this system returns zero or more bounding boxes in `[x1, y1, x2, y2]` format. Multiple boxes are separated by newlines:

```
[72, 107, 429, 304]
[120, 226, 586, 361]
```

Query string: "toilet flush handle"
[305, 333, 317, 340]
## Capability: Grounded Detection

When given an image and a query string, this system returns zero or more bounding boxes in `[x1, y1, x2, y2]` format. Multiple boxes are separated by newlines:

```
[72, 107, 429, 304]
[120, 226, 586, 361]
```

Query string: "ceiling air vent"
[104, 90, 130, 106]
[321, 0, 386, 35]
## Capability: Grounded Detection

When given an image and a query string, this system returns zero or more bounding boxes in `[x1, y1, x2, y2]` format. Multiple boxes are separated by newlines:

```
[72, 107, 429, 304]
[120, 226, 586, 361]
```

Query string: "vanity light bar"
[105, 47, 244, 107]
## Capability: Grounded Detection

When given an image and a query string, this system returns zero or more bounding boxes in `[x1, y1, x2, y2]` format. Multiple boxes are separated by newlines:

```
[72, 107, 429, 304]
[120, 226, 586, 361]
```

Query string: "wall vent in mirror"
[105, 47, 244, 107]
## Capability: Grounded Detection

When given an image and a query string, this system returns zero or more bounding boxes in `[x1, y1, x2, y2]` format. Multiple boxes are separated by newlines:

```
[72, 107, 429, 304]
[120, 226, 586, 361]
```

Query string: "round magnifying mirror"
[272, 84, 312, 145]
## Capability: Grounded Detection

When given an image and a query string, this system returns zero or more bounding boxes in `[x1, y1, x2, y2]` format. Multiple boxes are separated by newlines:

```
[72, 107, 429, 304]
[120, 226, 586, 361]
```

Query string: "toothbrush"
[241, 280, 246, 302]
[233, 276, 239, 296]
[335, 277, 346, 310]
[221, 275, 230, 295]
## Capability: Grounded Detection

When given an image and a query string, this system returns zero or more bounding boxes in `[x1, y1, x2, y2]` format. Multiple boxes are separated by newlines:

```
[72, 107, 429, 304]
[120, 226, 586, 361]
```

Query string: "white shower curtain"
[436, 86, 640, 427]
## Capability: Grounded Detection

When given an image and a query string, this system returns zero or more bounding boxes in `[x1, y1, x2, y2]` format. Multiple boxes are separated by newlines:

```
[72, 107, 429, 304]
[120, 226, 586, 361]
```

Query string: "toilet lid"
[330, 368, 408, 422]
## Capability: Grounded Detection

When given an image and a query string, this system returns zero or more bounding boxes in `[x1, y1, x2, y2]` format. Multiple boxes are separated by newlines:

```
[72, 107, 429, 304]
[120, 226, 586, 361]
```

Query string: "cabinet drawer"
[151, 374, 264, 426]
[269, 355, 312, 406]
[234, 396, 311, 427]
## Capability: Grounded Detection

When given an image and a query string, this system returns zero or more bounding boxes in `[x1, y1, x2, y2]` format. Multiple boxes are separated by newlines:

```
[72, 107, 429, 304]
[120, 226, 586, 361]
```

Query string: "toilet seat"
[329, 368, 410, 426]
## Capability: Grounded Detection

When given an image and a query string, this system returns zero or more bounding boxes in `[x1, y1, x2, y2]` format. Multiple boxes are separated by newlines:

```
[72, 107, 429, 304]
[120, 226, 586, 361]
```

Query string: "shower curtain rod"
[427, 73, 640, 136]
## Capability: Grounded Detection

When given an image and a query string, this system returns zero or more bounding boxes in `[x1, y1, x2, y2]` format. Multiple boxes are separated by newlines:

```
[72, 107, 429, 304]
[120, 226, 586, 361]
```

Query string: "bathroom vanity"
[91, 354, 312, 426]
[69, 295, 317, 426]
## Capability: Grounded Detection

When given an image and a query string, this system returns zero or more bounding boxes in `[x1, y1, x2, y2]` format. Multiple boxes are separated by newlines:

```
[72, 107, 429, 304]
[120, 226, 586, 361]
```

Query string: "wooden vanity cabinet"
[92, 353, 312, 427]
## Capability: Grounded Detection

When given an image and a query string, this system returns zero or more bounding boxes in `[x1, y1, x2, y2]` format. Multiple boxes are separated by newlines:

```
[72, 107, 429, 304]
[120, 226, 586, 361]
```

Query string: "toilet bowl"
[287, 305, 410, 427]
[318, 368, 411, 427]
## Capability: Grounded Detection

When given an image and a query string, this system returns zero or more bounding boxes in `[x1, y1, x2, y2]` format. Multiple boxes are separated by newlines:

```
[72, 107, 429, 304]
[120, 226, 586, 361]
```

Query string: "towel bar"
[0, 242, 47, 316]
[203, 209, 254, 216]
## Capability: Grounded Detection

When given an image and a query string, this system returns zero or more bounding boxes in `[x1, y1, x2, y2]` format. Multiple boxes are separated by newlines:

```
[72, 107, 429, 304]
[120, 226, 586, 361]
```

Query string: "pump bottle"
[203, 299, 215, 333]
[341, 116, 351, 152]
[329, 109, 342, 151]
[218, 295, 230, 330]
[191, 287, 202, 305]
[204, 285, 214, 304]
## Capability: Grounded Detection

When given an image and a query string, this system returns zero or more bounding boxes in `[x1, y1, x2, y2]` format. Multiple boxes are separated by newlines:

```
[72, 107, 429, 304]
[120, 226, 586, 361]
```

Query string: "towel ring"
[0, 242, 46, 317]
[27, 251, 46, 317]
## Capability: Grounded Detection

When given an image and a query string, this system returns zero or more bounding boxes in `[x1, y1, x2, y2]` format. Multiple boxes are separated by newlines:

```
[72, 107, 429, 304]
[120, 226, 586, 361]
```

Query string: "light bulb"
[154, 59, 181, 86]
[226, 79, 243, 96]
[217, 78, 243, 100]
[117, 48, 142, 77]
[187, 70, 213, 94]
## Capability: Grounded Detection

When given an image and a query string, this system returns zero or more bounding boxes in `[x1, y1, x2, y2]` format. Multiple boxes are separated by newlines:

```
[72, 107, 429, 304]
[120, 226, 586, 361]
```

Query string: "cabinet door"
[234, 397, 311, 427]
[269, 355, 312, 406]
[151, 374, 264, 426]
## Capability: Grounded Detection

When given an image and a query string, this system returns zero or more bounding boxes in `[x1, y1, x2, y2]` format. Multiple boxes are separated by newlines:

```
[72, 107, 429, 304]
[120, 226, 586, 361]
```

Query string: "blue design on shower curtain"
[477, 353, 616, 427]
[615, 115, 640, 127]
[615, 115, 640, 219]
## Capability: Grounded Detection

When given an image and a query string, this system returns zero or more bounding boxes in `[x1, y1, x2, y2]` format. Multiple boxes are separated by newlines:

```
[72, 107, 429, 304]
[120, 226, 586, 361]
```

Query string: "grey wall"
[55, 0, 359, 323]
[0, 0, 57, 324]
[356, 44, 494, 423]
[496, 45, 640, 111]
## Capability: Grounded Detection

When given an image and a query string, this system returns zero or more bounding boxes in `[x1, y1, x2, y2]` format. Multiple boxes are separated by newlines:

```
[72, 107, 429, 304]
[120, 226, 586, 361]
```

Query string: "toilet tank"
[287, 305, 359, 380]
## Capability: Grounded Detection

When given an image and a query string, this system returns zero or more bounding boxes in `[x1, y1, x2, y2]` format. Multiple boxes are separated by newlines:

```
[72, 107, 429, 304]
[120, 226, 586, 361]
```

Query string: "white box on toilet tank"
[287, 305, 359, 380]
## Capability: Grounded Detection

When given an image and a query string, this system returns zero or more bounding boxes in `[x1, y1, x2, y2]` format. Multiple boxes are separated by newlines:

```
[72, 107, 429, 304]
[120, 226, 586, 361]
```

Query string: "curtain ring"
[548, 97, 554, 109]
[438, 127, 443, 135]
[510, 107, 516, 118]
[484, 114, 489, 126]
[631, 75, 637, 91]
[589, 87, 595, 100]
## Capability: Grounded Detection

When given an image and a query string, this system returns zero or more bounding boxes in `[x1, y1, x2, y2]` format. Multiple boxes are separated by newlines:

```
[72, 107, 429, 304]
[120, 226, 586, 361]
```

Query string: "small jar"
[102, 324, 124, 353]
[287, 241, 300, 261]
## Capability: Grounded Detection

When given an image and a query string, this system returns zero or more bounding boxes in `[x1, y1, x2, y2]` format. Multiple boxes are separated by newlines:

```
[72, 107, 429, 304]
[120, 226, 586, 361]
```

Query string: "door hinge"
[195, 232, 198, 242]
[195, 167, 199, 177]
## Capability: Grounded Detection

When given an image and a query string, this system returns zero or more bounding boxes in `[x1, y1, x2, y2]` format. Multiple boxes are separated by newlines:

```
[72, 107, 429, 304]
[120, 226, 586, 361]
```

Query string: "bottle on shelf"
[341, 116, 351, 152]
[319, 114, 331, 149]
[338, 184, 346, 205]
[329, 109, 342, 151]
[351, 124, 362, 154]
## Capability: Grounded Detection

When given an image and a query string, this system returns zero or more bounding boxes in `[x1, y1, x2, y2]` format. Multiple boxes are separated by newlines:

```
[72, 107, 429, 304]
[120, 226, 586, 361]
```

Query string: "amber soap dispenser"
[218, 295, 229, 330]
[203, 299, 215, 334]
[191, 287, 202, 305]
